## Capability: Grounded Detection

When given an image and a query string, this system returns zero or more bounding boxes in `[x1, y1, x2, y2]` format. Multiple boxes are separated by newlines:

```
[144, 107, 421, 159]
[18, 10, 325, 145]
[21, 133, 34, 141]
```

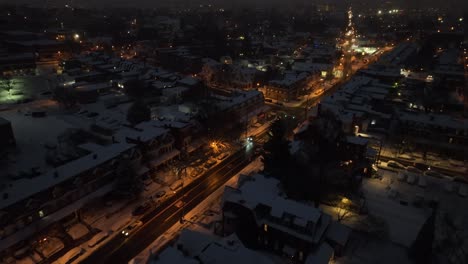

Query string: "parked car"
[55, 247, 84, 264]
[204, 159, 217, 169]
[121, 221, 142, 237]
[191, 167, 204, 178]
[88, 231, 110, 248]
[217, 153, 229, 160]
[387, 160, 406, 170]
[170, 180, 184, 193]
[155, 190, 166, 198]
[424, 170, 443, 179]
[132, 202, 151, 216]
[398, 154, 415, 160]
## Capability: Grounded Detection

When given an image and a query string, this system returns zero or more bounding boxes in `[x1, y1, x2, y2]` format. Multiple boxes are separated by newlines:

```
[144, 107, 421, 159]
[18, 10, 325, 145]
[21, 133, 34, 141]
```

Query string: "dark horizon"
[0, 0, 468, 11]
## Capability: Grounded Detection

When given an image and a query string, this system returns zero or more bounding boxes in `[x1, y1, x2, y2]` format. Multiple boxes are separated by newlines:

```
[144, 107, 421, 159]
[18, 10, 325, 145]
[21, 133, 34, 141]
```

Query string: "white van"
[170, 180, 183, 193]
[88, 231, 110, 248]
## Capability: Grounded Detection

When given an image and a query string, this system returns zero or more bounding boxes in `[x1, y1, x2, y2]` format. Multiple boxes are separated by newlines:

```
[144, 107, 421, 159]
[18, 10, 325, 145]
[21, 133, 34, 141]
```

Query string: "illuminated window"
[264, 224, 268, 232]
[38, 210, 44, 218]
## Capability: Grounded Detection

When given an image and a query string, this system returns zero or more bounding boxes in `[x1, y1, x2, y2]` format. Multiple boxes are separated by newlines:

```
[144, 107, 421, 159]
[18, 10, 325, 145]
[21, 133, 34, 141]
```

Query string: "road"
[79, 135, 266, 264]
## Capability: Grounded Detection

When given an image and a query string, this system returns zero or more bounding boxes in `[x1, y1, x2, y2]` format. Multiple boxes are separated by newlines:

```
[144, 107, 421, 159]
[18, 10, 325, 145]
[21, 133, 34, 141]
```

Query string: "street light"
[341, 197, 350, 205]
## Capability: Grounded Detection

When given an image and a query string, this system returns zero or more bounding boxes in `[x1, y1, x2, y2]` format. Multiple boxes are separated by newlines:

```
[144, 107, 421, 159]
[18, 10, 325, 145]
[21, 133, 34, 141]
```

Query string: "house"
[222, 174, 349, 263]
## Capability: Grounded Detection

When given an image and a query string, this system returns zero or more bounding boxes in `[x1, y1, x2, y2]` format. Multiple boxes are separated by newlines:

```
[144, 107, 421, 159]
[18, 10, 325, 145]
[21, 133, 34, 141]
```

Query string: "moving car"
[121, 221, 142, 237]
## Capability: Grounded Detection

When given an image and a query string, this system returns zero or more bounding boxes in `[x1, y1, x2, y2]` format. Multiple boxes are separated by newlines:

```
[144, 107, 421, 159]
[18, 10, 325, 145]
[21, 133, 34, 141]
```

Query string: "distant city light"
[460, 18, 464, 22]
[377, 10, 382, 15]
[73, 34, 80, 40]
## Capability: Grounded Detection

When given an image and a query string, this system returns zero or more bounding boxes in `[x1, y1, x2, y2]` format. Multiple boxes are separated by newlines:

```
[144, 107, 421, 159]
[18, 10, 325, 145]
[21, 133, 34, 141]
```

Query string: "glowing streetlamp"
[341, 197, 350, 205]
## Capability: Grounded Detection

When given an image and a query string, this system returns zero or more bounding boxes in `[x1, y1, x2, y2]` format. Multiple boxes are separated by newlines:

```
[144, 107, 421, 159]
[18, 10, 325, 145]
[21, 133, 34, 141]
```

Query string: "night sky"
[0, 0, 467, 10]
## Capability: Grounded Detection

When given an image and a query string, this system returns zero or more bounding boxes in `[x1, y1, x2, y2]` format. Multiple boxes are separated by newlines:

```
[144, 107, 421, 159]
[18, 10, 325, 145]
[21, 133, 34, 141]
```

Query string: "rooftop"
[224, 174, 322, 224]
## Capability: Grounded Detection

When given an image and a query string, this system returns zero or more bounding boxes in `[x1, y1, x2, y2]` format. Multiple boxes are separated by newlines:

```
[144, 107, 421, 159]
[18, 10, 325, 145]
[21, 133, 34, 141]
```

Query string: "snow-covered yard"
[335, 233, 412, 264]
[362, 178, 428, 247]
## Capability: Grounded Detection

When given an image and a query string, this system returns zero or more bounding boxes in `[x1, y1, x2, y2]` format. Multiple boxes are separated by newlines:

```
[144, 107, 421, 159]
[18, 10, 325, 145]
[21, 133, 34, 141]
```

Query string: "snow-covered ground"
[360, 168, 468, 247]
[335, 233, 411, 264]
[129, 157, 264, 264]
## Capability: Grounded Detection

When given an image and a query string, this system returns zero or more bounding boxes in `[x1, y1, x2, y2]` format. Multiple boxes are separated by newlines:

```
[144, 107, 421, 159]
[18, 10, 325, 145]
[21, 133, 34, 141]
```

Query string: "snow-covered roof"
[198, 233, 273, 264]
[345, 136, 369, 146]
[177, 76, 199, 86]
[0, 142, 134, 209]
[151, 247, 198, 264]
[176, 229, 215, 257]
[326, 221, 351, 246]
[215, 90, 263, 111]
[115, 122, 169, 143]
[224, 174, 322, 225]
[304, 243, 334, 264]
[398, 111, 466, 130]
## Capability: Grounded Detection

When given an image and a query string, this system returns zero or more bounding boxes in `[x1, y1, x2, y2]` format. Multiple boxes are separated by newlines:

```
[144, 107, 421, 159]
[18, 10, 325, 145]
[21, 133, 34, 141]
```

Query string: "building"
[262, 72, 309, 102]
[213, 90, 266, 126]
[222, 174, 349, 263]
